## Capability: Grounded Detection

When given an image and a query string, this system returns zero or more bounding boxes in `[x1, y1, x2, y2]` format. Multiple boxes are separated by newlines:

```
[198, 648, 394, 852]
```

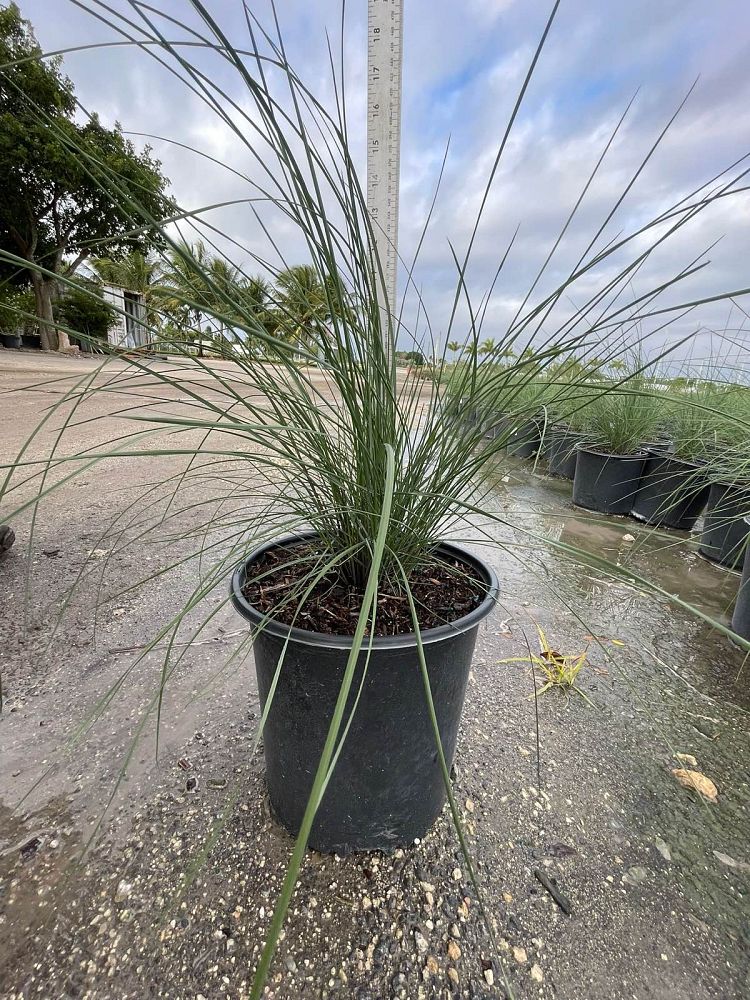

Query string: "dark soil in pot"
[572, 447, 647, 515]
[547, 425, 583, 480]
[731, 521, 750, 641]
[699, 482, 750, 570]
[0, 333, 22, 349]
[505, 418, 541, 459]
[630, 454, 710, 530]
[231, 534, 498, 854]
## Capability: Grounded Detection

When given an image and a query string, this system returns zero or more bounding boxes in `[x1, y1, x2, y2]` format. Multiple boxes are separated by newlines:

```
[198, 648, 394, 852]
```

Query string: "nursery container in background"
[730, 522, 750, 641]
[0, 332, 22, 349]
[572, 447, 647, 515]
[698, 482, 750, 570]
[505, 417, 541, 459]
[630, 453, 710, 530]
[546, 426, 584, 480]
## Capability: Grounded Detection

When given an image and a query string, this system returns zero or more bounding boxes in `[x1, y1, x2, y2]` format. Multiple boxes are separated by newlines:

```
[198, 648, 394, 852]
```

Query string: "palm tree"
[274, 265, 330, 355]
[90, 252, 163, 329]
[155, 240, 212, 353]
[478, 337, 496, 357]
[446, 340, 462, 356]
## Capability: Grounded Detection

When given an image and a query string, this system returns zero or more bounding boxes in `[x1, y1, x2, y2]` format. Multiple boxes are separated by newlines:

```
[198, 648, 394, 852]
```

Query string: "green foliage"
[579, 377, 662, 454]
[0, 3, 173, 348]
[0, 282, 34, 333]
[55, 279, 116, 342]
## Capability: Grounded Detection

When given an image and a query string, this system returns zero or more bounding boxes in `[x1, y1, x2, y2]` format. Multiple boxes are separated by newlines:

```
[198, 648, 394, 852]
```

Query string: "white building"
[102, 284, 148, 349]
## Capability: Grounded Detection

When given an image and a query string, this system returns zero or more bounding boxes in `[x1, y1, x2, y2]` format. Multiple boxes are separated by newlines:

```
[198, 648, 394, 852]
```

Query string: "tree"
[478, 338, 496, 356]
[446, 340, 462, 356]
[55, 279, 116, 346]
[274, 265, 330, 353]
[0, 4, 172, 351]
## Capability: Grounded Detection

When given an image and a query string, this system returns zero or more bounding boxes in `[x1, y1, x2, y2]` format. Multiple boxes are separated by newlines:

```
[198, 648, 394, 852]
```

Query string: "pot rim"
[230, 532, 499, 650]
[643, 452, 706, 472]
[578, 445, 648, 460]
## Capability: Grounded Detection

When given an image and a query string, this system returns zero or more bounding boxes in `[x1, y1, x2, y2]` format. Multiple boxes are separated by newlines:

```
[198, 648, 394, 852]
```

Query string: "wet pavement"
[1, 355, 749, 999]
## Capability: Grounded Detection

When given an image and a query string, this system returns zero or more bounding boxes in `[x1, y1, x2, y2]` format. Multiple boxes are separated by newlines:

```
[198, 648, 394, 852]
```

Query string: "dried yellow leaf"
[671, 768, 718, 802]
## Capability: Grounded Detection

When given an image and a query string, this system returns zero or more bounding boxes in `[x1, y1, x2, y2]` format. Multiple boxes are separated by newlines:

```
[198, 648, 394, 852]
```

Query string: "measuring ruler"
[366, 0, 403, 329]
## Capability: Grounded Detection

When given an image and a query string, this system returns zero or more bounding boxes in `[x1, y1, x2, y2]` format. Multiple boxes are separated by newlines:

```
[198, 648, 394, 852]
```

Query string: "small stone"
[419, 881, 436, 893]
[115, 881, 132, 903]
[447, 941, 461, 961]
[625, 866, 648, 885]
[424, 955, 439, 976]
[449, 923, 461, 939]
[513, 946, 527, 964]
[465, 799, 474, 813]
[415, 931, 429, 954]
[451, 868, 462, 882]
[502, 891, 513, 904]
[621, 533, 635, 542]
[530, 964, 543, 983]
[654, 837, 672, 862]
[447, 967, 459, 985]
[284, 956, 297, 974]
[362, 896, 372, 910]
[484, 969, 494, 987]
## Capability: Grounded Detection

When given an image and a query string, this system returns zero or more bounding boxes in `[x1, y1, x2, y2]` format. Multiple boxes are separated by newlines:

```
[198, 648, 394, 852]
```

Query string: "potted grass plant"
[630, 386, 714, 530]
[3, 4, 750, 996]
[542, 373, 600, 479]
[572, 373, 661, 514]
[698, 388, 750, 568]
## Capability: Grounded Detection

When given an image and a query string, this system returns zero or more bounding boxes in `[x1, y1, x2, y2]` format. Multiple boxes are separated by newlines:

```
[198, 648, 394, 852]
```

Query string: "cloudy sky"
[17, 0, 750, 366]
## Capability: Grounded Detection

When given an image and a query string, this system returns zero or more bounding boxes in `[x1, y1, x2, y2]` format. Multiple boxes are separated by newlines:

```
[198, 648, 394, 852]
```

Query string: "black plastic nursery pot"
[21, 333, 41, 350]
[505, 418, 541, 459]
[230, 534, 498, 854]
[698, 482, 750, 570]
[630, 453, 710, 531]
[730, 521, 750, 641]
[481, 411, 508, 439]
[572, 447, 647, 515]
[547, 426, 583, 480]
[0, 333, 22, 349]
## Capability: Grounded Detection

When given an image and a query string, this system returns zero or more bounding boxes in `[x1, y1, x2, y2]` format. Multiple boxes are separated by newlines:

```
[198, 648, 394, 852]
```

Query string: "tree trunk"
[31, 273, 56, 352]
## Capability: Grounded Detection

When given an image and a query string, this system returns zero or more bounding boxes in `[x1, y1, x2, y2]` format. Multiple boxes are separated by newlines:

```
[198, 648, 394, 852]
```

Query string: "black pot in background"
[0, 332, 22, 349]
[231, 534, 498, 854]
[21, 333, 41, 349]
[505, 417, 541, 459]
[630, 454, 710, 530]
[547, 426, 583, 480]
[731, 521, 750, 641]
[484, 412, 510, 441]
[572, 447, 647, 515]
[699, 482, 750, 570]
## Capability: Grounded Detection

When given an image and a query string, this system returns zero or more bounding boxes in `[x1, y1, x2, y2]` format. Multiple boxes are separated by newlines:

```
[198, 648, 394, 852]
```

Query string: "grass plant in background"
[2, 2, 750, 996]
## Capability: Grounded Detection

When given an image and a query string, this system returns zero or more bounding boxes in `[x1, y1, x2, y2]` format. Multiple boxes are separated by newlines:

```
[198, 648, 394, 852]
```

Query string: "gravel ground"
[1, 352, 749, 999]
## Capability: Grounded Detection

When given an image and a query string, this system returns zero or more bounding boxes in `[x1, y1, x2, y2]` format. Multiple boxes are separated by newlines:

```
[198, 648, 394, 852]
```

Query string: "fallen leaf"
[713, 851, 750, 872]
[674, 752, 698, 767]
[671, 768, 718, 802]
